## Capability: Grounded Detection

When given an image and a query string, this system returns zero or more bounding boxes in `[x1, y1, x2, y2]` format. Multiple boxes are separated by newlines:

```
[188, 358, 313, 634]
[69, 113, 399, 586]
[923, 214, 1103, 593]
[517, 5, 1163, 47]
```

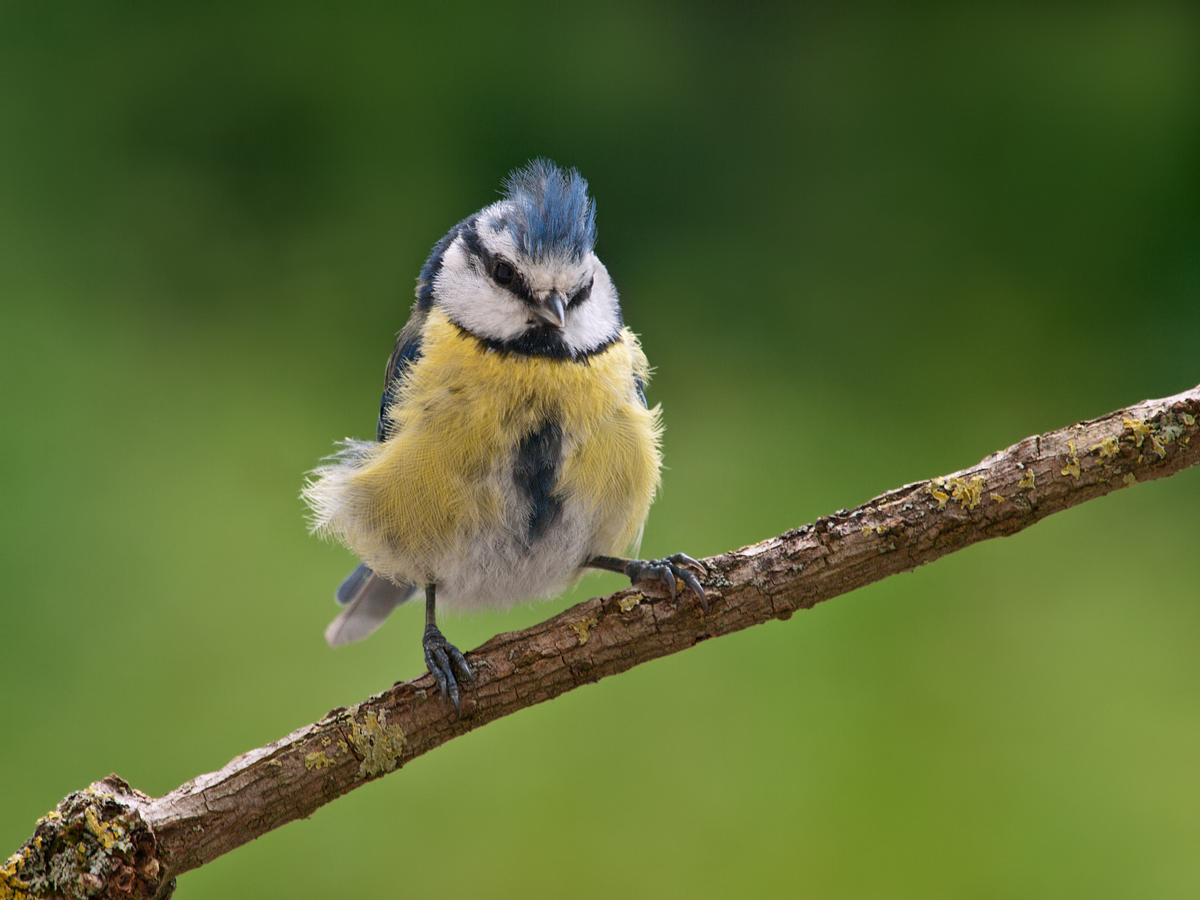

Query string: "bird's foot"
[625, 553, 709, 612]
[423, 625, 473, 715]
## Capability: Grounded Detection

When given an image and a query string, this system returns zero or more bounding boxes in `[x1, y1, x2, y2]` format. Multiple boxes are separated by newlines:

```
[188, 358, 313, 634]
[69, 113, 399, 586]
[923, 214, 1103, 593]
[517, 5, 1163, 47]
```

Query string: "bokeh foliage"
[2, 4, 1197, 897]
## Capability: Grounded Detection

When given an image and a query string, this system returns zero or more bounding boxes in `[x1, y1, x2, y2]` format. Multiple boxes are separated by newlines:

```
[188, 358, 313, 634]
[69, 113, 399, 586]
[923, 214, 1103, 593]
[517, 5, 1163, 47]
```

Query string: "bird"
[302, 159, 705, 713]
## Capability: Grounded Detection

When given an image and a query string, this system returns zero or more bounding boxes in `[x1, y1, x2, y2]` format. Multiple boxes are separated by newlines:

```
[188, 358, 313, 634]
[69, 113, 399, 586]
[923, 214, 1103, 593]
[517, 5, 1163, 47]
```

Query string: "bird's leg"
[586, 553, 709, 612]
[422, 583, 473, 715]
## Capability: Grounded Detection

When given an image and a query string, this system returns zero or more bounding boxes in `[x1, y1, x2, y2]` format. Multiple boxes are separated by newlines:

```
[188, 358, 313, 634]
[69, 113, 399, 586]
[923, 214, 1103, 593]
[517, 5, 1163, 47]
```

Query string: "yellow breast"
[344, 308, 662, 583]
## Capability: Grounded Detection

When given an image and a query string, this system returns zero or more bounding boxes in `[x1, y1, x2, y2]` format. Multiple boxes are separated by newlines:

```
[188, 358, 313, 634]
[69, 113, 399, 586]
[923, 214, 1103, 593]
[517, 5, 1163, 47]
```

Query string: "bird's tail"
[324, 563, 418, 647]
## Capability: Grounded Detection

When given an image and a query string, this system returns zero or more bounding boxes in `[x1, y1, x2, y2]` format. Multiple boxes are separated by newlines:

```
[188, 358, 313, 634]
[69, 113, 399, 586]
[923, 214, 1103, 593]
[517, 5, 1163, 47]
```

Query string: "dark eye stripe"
[459, 218, 487, 269]
[459, 223, 536, 304]
[567, 276, 593, 308]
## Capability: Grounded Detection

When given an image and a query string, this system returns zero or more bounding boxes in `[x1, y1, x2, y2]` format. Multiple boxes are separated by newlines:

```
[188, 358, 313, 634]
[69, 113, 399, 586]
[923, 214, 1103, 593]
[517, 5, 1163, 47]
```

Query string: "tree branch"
[4, 384, 1198, 900]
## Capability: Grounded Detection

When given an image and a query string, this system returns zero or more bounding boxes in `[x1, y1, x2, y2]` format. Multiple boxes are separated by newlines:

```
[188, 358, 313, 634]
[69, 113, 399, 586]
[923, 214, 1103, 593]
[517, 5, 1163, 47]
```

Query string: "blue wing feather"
[633, 372, 647, 408]
[376, 325, 424, 441]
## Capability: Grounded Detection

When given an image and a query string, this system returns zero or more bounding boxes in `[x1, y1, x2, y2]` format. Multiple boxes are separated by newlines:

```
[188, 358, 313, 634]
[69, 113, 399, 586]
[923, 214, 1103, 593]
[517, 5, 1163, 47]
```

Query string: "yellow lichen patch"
[990, 493, 1005, 503]
[570, 615, 598, 645]
[1090, 435, 1119, 458]
[617, 594, 642, 612]
[1018, 468, 1035, 490]
[83, 806, 121, 852]
[875, 525, 887, 535]
[1060, 439, 1081, 480]
[1123, 472, 1137, 487]
[946, 475, 985, 510]
[304, 751, 336, 771]
[348, 710, 407, 778]
[2, 849, 33, 897]
[1123, 416, 1152, 448]
[1182, 412, 1196, 427]
[861, 525, 872, 535]
[926, 481, 950, 509]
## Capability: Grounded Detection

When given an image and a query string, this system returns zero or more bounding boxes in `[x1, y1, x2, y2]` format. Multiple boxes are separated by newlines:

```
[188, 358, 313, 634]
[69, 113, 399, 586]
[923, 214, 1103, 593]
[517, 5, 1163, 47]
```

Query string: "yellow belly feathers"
[342, 308, 661, 585]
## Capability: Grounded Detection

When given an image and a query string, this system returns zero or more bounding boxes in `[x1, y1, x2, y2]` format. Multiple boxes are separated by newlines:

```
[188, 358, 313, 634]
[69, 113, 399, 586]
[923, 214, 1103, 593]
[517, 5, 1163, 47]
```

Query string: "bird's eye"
[492, 261, 515, 285]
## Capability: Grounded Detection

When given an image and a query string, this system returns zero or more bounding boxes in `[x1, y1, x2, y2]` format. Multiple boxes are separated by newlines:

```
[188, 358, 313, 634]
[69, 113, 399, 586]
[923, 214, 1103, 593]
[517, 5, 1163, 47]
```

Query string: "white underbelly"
[424, 492, 601, 611]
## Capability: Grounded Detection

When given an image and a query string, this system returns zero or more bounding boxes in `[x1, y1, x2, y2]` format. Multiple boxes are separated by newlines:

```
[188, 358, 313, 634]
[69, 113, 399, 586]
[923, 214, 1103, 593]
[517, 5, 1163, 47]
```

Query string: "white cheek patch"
[434, 239, 528, 342]
[561, 257, 622, 355]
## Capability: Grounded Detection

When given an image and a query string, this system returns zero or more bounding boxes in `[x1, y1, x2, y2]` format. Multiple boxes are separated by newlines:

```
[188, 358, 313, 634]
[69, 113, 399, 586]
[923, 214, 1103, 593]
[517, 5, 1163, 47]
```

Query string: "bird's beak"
[533, 291, 566, 329]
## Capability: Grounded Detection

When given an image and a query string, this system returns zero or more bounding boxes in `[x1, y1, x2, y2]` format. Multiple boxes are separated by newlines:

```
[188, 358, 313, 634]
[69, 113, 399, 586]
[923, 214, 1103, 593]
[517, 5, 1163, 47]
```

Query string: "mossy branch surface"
[4, 383, 1198, 900]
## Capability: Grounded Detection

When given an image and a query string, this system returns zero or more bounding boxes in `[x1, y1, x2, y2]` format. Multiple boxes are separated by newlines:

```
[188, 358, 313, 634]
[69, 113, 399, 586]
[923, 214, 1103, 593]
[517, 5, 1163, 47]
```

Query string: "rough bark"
[3, 383, 1198, 900]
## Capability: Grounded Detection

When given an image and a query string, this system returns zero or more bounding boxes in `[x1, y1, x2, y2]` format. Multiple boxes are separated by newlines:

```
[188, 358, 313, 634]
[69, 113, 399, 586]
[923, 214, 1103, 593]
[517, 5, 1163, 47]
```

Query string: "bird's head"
[417, 160, 622, 358]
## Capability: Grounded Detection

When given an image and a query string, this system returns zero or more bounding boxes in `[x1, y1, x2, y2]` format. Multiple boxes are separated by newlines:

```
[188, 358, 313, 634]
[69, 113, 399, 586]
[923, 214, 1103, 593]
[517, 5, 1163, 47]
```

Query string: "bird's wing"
[376, 313, 426, 442]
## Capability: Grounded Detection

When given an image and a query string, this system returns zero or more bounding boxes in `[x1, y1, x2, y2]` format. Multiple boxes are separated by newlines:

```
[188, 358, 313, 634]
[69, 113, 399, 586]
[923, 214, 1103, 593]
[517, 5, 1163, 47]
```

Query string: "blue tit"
[303, 160, 705, 711]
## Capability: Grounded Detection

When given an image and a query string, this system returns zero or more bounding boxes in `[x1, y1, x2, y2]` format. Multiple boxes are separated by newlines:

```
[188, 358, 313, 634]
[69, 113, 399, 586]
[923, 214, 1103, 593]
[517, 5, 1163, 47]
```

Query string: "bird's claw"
[625, 553, 709, 612]
[423, 625, 473, 716]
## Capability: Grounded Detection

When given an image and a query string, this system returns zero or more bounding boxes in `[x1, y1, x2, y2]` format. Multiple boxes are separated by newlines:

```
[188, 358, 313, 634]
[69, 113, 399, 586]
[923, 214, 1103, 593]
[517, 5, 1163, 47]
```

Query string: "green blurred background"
[2, 3, 1198, 897]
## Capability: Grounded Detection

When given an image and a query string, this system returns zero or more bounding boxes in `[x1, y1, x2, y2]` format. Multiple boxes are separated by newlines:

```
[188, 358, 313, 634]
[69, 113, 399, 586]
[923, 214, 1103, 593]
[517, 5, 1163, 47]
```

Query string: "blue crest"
[501, 159, 597, 262]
